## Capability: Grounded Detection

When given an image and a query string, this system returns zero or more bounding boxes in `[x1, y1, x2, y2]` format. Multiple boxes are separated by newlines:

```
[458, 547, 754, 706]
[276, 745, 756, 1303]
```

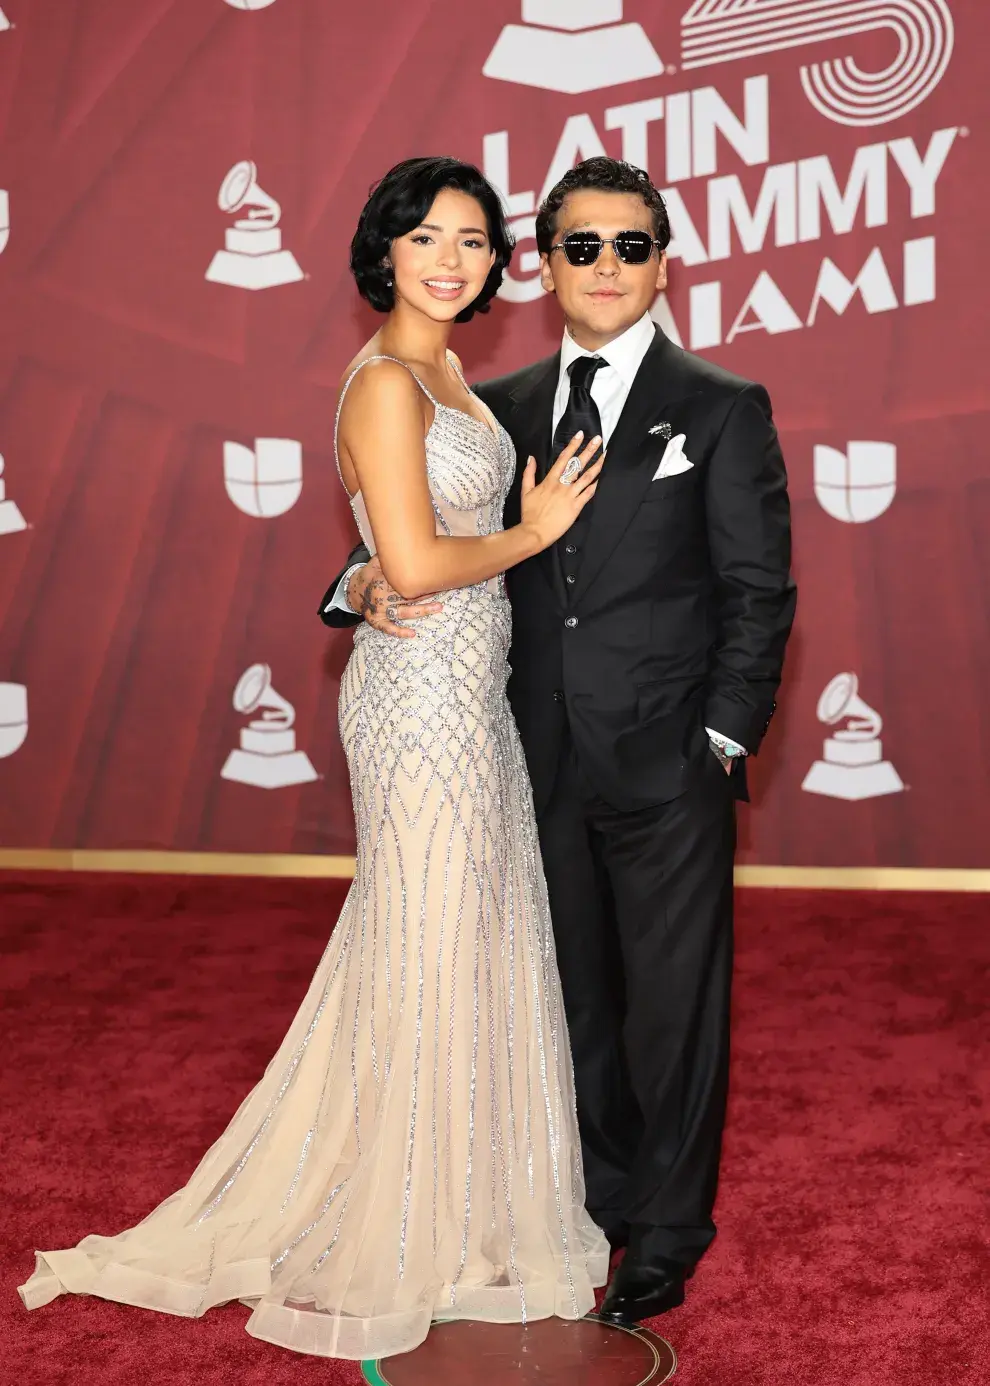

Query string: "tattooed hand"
[347, 557, 443, 639]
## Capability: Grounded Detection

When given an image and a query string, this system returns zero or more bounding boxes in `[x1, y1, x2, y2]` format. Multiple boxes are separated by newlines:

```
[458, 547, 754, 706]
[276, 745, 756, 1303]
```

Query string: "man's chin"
[570, 301, 646, 338]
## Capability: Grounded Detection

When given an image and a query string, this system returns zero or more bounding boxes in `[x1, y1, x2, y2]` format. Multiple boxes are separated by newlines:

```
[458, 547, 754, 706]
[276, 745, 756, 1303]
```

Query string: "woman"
[18, 157, 609, 1359]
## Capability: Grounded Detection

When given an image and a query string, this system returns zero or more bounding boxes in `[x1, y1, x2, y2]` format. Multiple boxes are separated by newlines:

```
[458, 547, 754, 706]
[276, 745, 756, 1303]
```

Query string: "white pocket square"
[652, 434, 693, 480]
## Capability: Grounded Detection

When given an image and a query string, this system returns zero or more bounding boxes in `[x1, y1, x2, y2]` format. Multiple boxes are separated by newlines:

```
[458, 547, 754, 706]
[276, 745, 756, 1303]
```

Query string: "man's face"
[540, 189, 667, 350]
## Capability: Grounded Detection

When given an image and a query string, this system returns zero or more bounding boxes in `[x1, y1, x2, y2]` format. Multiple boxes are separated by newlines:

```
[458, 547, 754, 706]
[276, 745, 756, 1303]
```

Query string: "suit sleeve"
[702, 384, 796, 753]
[317, 541, 371, 629]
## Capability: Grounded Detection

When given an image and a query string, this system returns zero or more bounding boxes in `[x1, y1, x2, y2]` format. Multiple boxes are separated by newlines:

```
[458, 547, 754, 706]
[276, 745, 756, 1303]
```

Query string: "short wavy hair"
[536, 156, 670, 257]
[350, 157, 515, 324]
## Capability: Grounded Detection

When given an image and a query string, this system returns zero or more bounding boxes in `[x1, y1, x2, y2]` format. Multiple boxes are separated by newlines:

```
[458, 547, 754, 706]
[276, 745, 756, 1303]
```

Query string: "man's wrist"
[705, 727, 748, 757]
[340, 564, 365, 614]
[706, 728, 747, 771]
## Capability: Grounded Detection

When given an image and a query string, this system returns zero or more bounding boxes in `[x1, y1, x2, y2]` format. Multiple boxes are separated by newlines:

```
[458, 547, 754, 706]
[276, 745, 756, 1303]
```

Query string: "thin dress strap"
[333, 355, 440, 493]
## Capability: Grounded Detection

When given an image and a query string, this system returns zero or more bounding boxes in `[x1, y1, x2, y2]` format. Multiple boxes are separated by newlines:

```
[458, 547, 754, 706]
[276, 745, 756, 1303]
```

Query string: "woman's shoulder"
[337, 351, 423, 412]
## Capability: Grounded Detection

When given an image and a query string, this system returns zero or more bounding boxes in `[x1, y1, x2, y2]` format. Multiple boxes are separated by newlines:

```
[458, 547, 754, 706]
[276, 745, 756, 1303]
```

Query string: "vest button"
[564, 616, 578, 628]
[564, 544, 577, 555]
[565, 574, 576, 585]
[553, 690, 564, 703]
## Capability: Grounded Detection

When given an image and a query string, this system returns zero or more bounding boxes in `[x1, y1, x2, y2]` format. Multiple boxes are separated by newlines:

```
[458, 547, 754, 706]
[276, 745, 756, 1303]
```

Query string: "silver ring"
[560, 458, 582, 486]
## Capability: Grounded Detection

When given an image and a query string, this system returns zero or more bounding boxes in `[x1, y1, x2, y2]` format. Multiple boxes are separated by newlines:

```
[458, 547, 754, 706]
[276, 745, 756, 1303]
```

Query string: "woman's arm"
[339, 361, 600, 600]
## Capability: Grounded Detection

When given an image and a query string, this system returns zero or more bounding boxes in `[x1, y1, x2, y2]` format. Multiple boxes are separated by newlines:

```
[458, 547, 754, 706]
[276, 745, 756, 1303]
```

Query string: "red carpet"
[2, 873, 988, 1385]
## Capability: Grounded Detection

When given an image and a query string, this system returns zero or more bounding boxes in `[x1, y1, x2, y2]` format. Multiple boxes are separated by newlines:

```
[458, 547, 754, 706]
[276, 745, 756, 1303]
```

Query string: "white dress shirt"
[553, 310, 656, 447]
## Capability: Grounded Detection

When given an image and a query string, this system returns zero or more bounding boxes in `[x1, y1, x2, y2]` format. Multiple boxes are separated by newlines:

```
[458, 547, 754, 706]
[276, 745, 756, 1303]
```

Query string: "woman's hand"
[519, 432, 605, 551]
[348, 556, 443, 639]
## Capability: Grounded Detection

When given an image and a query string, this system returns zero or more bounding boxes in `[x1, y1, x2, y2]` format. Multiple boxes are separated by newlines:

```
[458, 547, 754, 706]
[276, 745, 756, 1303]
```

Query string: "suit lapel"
[506, 353, 565, 603]
[571, 328, 684, 604]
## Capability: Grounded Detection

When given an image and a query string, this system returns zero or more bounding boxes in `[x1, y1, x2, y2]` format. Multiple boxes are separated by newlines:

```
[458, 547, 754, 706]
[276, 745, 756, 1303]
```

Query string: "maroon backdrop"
[0, 0, 986, 865]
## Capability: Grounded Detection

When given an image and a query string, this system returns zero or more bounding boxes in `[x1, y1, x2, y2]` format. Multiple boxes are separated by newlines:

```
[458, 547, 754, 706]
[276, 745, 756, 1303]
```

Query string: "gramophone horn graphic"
[802, 672, 904, 801]
[224, 0, 278, 9]
[221, 664, 317, 789]
[0, 9, 9, 33]
[0, 190, 9, 256]
[205, 160, 303, 290]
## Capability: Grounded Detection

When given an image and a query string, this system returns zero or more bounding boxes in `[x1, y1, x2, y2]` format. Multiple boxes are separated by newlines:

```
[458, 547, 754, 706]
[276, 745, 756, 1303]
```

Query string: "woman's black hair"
[535, 156, 670, 256]
[350, 156, 514, 323]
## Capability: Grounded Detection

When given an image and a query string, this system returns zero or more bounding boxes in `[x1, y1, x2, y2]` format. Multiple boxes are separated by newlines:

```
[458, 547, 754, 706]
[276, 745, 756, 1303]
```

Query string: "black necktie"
[549, 354, 607, 595]
[550, 354, 606, 476]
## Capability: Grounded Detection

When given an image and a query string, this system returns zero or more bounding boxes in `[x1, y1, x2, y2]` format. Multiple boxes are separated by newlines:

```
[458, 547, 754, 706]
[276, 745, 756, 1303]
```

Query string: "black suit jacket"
[321, 327, 796, 815]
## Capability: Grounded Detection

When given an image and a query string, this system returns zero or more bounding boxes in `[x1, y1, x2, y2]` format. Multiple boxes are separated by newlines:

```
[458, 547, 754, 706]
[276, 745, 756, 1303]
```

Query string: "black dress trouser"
[534, 727, 736, 1268]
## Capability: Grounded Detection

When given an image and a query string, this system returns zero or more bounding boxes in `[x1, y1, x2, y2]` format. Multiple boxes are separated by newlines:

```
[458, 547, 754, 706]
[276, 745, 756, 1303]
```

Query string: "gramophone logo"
[221, 664, 317, 789]
[0, 683, 28, 759]
[0, 9, 9, 33]
[224, 438, 302, 518]
[485, 0, 954, 125]
[484, 2, 663, 95]
[802, 672, 904, 801]
[206, 161, 303, 290]
[224, 0, 278, 9]
[0, 190, 9, 255]
[0, 452, 27, 535]
[814, 442, 896, 524]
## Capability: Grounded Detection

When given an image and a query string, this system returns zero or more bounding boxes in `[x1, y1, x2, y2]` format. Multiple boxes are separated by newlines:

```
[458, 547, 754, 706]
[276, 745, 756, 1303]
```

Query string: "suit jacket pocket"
[641, 469, 698, 502]
[636, 675, 706, 723]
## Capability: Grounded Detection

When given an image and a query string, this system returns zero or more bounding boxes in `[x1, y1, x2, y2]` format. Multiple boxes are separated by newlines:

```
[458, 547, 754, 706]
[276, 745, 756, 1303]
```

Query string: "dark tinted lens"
[560, 233, 603, 266]
[613, 232, 654, 264]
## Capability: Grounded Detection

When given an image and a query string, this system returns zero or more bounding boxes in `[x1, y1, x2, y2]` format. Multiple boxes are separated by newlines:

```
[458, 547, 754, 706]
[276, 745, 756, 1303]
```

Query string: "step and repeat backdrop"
[0, 1, 986, 865]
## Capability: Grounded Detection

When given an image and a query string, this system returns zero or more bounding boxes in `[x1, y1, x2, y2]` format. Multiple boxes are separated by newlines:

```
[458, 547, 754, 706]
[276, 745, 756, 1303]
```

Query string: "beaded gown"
[17, 354, 609, 1360]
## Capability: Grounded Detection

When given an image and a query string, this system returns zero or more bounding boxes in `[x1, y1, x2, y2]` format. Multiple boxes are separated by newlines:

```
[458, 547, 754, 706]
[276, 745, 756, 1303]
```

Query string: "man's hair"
[350, 156, 515, 323]
[535, 156, 670, 257]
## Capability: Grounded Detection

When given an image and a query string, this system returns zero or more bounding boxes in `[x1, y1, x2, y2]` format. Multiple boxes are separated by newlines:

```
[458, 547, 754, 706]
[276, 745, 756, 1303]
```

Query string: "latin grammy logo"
[0, 682, 28, 759]
[205, 161, 303, 291]
[221, 664, 317, 789]
[681, 0, 953, 128]
[0, 190, 9, 255]
[802, 672, 904, 801]
[814, 442, 897, 524]
[224, 438, 302, 518]
[483, 1, 663, 95]
[0, 452, 27, 535]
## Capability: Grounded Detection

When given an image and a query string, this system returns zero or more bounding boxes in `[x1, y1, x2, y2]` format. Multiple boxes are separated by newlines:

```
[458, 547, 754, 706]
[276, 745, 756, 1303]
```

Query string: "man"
[321, 157, 796, 1323]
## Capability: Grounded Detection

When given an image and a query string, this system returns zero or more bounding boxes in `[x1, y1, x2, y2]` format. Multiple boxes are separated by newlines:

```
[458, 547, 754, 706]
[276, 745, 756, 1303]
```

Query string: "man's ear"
[655, 250, 668, 294]
[540, 254, 556, 295]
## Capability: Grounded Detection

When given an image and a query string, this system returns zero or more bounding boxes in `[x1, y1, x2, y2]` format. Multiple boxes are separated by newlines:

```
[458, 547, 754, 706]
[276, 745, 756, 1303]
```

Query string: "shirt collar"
[559, 312, 656, 390]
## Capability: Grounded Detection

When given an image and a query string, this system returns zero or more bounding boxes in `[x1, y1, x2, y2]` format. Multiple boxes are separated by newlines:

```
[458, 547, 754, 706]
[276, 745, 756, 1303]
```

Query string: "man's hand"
[347, 557, 443, 639]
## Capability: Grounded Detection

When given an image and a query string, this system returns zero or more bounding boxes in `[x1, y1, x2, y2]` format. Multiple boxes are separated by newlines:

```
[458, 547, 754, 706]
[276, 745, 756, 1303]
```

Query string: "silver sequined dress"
[17, 354, 609, 1360]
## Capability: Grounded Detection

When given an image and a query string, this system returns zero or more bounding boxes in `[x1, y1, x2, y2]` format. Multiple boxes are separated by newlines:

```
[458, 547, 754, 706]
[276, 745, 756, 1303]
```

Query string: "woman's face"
[389, 188, 496, 322]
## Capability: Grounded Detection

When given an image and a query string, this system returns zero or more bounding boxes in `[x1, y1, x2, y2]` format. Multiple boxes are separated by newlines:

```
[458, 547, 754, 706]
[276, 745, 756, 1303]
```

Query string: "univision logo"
[224, 438, 302, 518]
[814, 442, 896, 524]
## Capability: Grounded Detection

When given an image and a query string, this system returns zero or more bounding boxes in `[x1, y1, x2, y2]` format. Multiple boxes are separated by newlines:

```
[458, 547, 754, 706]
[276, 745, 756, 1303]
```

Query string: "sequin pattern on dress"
[17, 352, 609, 1362]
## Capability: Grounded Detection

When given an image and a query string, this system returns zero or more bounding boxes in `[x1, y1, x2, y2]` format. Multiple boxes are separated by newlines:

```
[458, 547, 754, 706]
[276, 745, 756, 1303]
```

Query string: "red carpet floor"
[2, 873, 988, 1386]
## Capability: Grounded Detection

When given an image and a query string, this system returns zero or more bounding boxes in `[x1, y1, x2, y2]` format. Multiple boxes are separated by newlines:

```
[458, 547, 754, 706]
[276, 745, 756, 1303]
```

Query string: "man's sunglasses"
[549, 230, 662, 267]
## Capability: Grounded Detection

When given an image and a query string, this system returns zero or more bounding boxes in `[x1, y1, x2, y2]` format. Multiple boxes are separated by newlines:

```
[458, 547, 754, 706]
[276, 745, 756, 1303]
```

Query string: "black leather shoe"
[598, 1254, 689, 1324]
